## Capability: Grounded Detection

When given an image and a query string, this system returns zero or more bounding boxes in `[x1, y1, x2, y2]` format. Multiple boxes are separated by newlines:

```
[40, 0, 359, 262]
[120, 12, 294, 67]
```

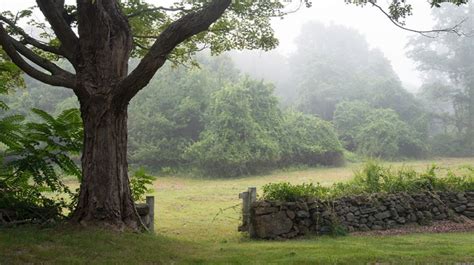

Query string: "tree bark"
[72, 98, 139, 229]
[67, 0, 140, 229]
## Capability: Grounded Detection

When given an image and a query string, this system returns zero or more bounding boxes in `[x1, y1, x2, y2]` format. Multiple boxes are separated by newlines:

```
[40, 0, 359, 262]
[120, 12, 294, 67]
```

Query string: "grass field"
[1, 157, 474, 264]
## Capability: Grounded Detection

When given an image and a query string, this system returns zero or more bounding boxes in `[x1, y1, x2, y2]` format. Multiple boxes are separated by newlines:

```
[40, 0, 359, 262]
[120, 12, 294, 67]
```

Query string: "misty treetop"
[408, 1, 474, 156]
[289, 21, 425, 125]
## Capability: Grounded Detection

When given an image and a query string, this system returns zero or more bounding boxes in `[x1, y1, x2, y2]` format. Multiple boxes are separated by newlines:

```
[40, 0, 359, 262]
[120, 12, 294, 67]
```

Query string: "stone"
[433, 213, 447, 220]
[463, 211, 474, 218]
[387, 220, 397, 228]
[396, 217, 406, 224]
[286, 210, 296, 219]
[255, 207, 279, 216]
[360, 218, 368, 224]
[297, 202, 309, 212]
[320, 226, 331, 234]
[321, 211, 331, 219]
[389, 208, 398, 218]
[372, 225, 383, 230]
[299, 218, 312, 227]
[454, 205, 466, 213]
[423, 211, 433, 219]
[282, 230, 299, 238]
[361, 207, 377, 214]
[298, 225, 310, 235]
[254, 211, 293, 239]
[375, 211, 391, 220]
[346, 212, 355, 222]
[368, 216, 376, 222]
[296, 210, 310, 218]
[456, 192, 466, 201]
[135, 203, 150, 216]
[395, 205, 405, 213]
[416, 211, 424, 220]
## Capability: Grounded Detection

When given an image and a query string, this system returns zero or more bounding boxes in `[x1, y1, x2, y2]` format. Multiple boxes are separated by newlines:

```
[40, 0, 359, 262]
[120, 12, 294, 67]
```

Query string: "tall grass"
[262, 161, 474, 201]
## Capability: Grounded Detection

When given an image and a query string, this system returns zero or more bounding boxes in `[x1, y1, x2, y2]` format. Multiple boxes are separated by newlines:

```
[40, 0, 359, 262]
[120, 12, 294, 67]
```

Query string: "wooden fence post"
[238, 191, 249, 232]
[146, 196, 155, 233]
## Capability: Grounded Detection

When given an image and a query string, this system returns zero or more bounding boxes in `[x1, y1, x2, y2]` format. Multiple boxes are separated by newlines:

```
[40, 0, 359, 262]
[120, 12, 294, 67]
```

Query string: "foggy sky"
[0, 1, 456, 91]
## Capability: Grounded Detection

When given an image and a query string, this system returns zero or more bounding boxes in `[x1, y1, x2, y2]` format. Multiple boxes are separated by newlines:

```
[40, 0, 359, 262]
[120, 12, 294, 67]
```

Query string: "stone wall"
[249, 191, 474, 239]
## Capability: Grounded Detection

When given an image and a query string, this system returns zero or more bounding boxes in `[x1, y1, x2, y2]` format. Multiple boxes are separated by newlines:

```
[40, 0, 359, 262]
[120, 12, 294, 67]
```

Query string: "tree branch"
[36, 0, 78, 60]
[116, 0, 232, 104]
[0, 25, 76, 89]
[370, 0, 467, 38]
[0, 15, 66, 56]
[9, 37, 75, 79]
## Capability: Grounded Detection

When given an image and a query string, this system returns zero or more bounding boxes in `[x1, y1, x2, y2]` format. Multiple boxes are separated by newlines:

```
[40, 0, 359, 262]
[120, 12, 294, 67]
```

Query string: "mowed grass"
[1, 157, 474, 264]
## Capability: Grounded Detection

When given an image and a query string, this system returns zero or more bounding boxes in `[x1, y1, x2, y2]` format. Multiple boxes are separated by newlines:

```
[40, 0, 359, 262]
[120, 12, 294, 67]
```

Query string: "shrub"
[261, 161, 474, 201]
[279, 110, 344, 166]
[129, 168, 156, 201]
[262, 182, 330, 201]
[334, 101, 426, 159]
[429, 133, 474, 157]
[186, 80, 281, 177]
[1, 108, 83, 224]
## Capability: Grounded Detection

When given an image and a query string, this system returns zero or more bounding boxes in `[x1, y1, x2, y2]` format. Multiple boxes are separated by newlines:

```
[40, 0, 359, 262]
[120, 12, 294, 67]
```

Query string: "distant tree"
[128, 55, 239, 171]
[186, 79, 281, 177]
[407, 1, 474, 155]
[279, 110, 343, 166]
[229, 50, 294, 104]
[289, 22, 424, 125]
[334, 101, 425, 158]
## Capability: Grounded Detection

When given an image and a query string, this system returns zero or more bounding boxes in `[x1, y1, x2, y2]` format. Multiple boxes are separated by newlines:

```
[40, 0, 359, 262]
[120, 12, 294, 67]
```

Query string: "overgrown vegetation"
[129, 168, 156, 202]
[0, 108, 82, 224]
[334, 101, 426, 158]
[262, 161, 474, 201]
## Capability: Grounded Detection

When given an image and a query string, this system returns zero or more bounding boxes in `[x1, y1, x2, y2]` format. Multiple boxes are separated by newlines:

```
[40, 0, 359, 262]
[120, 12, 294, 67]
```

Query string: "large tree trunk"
[70, 0, 139, 229]
[72, 98, 139, 229]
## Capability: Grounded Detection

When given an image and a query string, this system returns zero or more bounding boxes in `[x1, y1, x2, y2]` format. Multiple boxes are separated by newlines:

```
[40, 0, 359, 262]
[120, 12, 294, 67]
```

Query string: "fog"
[1, 0, 442, 92]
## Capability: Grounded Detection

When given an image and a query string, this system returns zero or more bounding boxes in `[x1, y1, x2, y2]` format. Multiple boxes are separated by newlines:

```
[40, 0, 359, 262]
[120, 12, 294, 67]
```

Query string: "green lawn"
[1, 157, 474, 264]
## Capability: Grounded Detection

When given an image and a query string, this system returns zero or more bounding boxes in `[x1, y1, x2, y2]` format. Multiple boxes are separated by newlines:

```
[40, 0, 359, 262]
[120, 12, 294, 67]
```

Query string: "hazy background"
[0, 0, 442, 92]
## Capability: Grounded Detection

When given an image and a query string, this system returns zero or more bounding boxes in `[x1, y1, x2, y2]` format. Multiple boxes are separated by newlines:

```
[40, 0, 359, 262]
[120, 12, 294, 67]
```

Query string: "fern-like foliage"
[1, 107, 83, 224]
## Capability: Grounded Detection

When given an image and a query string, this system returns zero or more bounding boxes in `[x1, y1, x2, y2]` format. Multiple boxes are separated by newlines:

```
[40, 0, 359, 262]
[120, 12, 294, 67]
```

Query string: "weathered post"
[238, 191, 249, 232]
[248, 187, 257, 238]
[146, 196, 155, 233]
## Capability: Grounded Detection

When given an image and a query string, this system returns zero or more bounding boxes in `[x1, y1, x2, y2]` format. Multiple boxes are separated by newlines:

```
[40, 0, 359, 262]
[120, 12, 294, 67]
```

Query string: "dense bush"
[279, 110, 343, 166]
[128, 59, 236, 171]
[262, 161, 474, 201]
[334, 101, 426, 159]
[429, 133, 474, 157]
[186, 80, 281, 177]
[186, 79, 344, 177]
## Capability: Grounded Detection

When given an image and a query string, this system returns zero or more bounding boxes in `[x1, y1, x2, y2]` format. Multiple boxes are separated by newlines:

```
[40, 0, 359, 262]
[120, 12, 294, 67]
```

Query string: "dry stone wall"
[249, 191, 474, 239]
